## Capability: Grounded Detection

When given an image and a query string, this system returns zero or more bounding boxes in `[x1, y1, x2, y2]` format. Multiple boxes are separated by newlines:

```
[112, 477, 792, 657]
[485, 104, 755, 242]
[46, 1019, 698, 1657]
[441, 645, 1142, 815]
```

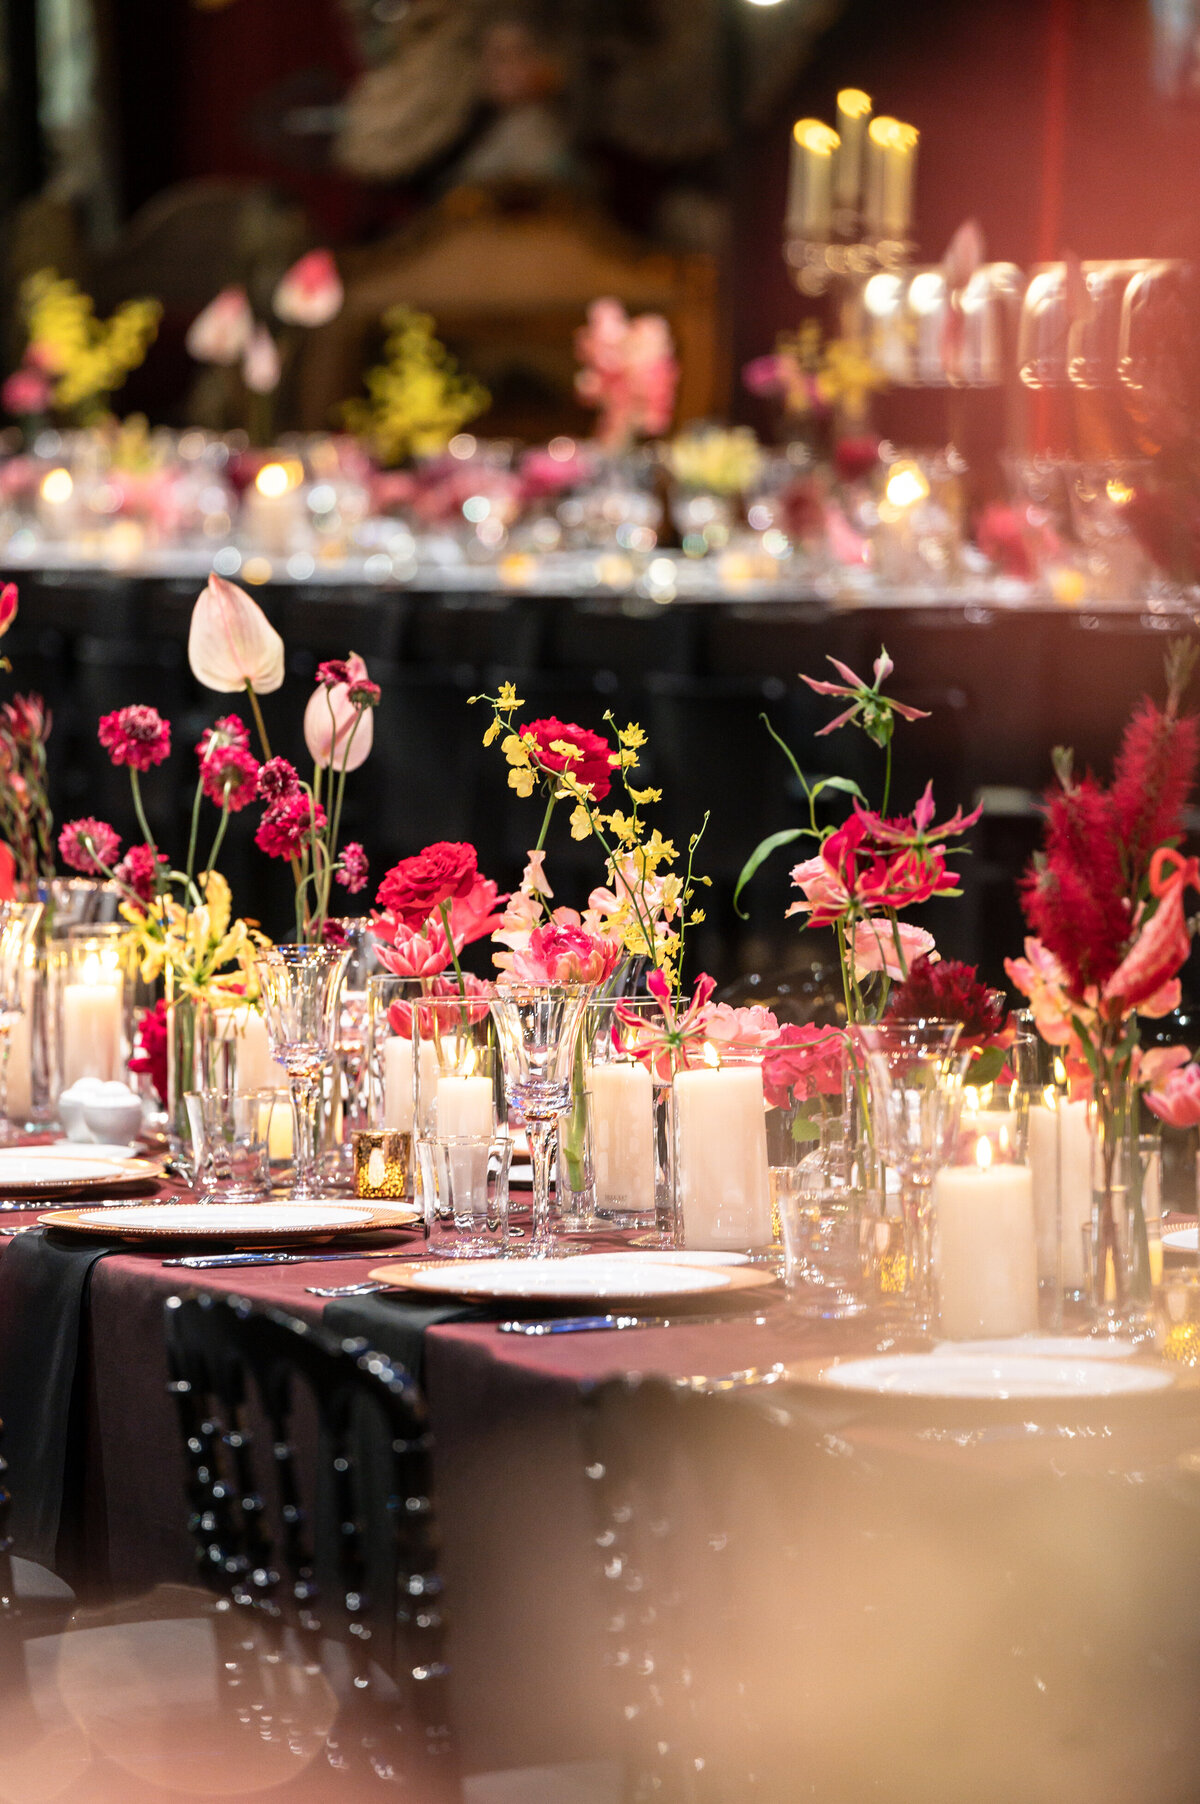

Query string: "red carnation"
[255, 795, 326, 860]
[887, 954, 1008, 1046]
[375, 841, 480, 930]
[59, 817, 120, 875]
[98, 705, 171, 773]
[520, 717, 614, 801]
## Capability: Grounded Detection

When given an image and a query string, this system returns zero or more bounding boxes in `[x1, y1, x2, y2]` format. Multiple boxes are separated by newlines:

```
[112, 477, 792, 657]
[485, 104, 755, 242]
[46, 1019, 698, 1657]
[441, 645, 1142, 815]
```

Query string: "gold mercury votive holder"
[1155, 1267, 1200, 1366]
[353, 1129, 412, 1201]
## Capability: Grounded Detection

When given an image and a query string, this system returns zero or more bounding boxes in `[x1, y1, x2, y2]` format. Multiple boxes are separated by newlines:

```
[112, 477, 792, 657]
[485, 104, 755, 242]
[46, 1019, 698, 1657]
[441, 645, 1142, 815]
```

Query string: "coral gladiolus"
[303, 653, 375, 772]
[188, 574, 285, 694]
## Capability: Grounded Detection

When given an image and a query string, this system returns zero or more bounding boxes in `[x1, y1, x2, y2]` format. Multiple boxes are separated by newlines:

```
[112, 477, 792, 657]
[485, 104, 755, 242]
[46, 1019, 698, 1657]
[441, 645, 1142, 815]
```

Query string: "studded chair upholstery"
[164, 1290, 459, 1800]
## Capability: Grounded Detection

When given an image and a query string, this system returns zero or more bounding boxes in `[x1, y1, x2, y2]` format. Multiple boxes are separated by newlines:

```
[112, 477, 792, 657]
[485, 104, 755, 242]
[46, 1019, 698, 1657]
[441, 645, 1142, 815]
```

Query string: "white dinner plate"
[0, 1151, 159, 1194]
[1162, 1225, 1199, 1254]
[932, 1336, 1137, 1361]
[400, 1257, 733, 1302]
[41, 1201, 418, 1240]
[817, 1352, 1172, 1400]
[609, 1249, 751, 1268]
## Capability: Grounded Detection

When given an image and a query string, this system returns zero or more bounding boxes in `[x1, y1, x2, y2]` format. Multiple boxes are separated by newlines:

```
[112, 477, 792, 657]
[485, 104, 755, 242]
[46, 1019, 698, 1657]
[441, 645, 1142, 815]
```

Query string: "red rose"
[375, 841, 480, 930]
[520, 717, 614, 802]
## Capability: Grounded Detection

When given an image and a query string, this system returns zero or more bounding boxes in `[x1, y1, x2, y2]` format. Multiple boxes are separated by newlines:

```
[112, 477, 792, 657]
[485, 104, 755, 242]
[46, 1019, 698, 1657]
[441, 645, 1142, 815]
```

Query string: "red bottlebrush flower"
[315, 659, 351, 689]
[198, 740, 260, 812]
[0, 694, 49, 745]
[1020, 776, 1130, 995]
[375, 841, 480, 930]
[115, 842, 167, 904]
[1109, 694, 1200, 890]
[129, 998, 169, 1106]
[887, 954, 1009, 1046]
[258, 756, 301, 804]
[336, 841, 369, 894]
[519, 717, 615, 801]
[255, 795, 326, 860]
[762, 1023, 846, 1108]
[59, 817, 121, 875]
[98, 705, 171, 772]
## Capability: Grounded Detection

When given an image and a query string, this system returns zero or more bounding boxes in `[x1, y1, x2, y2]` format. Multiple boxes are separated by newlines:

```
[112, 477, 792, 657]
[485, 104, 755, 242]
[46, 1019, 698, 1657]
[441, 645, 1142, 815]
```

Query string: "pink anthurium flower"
[188, 573, 285, 694]
[272, 250, 343, 328]
[185, 287, 253, 366]
[242, 325, 281, 395]
[1103, 847, 1200, 1016]
[303, 653, 375, 772]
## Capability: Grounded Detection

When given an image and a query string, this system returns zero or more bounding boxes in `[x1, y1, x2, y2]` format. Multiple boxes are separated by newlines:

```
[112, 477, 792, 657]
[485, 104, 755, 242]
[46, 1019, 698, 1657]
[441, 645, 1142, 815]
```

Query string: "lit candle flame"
[884, 461, 930, 509]
[40, 468, 73, 505]
[975, 1135, 993, 1171]
[792, 118, 841, 157]
[702, 1042, 721, 1070]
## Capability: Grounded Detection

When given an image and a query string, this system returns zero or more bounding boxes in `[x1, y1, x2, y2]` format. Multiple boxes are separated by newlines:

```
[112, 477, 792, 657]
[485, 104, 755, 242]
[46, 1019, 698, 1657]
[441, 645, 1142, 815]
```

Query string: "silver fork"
[305, 1280, 393, 1298]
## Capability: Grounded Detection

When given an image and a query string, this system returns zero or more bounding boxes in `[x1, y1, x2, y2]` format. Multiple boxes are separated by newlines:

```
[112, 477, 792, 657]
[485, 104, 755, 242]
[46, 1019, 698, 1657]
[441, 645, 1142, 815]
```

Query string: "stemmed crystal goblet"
[0, 902, 44, 1142]
[490, 983, 594, 1256]
[254, 945, 350, 1199]
[852, 1019, 970, 1324]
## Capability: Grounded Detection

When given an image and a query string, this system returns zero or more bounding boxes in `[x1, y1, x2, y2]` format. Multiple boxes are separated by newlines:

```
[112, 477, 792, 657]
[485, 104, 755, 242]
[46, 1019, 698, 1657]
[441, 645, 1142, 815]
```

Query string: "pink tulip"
[507, 922, 621, 985]
[185, 287, 253, 366]
[242, 326, 281, 395]
[272, 250, 343, 328]
[303, 653, 374, 772]
[188, 573, 284, 694]
[1144, 1061, 1200, 1129]
[376, 919, 453, 979]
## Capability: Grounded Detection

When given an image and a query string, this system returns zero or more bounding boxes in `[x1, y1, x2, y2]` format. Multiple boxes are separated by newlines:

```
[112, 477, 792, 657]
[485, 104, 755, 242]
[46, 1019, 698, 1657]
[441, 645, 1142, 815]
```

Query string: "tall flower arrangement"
[1006, 642, 1200, 1304]
[574, 300, 679, 453]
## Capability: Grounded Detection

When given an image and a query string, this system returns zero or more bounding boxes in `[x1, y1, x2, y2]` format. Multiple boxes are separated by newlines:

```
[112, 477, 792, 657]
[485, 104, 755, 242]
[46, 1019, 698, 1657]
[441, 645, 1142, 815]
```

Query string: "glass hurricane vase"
[490, 983, 594, 1255]
[853, 1020, 970, 1326]
[254, 945, 351, 1199]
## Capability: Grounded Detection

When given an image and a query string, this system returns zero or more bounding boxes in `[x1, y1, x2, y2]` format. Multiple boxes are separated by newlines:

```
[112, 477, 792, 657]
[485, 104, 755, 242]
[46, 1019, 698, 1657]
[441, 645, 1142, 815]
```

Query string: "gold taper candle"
[834, 88, 872, 211]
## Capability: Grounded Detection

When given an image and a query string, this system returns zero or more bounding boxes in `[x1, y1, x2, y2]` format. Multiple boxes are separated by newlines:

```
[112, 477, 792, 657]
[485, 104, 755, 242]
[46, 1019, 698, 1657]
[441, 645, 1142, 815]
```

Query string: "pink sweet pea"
[303, 653, 375, 772]
[0, 583, 17, 638]
[272, 250, 343, 328]
[852, 919, 937, 980]
[1144, 1060, 1200, 1129]
[186, 287, 253, 366]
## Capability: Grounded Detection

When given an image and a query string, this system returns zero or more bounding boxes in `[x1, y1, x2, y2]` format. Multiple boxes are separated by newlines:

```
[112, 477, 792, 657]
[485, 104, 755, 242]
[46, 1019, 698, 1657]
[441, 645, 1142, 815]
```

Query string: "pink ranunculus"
[507, 922, 620, 985]
[242, 325, 281, 395]
[376, 917, 453, 978]
[272, 250, 343, 328]
[189, 573, 285, 694]
[303, 653, 375, 772]
[2, 367, 52, 416]
[1144, 1060, 1200, 1129]
[186, 287, 253, 366]
[762, 1024, 846, 1109]
[852, 919, 937, 980]
[702, 1002, 780, 1052]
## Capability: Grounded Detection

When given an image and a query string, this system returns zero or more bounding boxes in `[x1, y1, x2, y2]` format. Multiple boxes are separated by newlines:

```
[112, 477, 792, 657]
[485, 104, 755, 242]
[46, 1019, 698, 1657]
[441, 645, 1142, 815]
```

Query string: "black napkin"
[0, 1229, 125, 1569]
[323, 1294, 488, 1381]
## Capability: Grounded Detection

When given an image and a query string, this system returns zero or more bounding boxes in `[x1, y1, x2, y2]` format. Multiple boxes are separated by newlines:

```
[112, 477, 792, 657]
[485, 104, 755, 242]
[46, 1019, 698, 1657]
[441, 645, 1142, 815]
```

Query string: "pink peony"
[507, 922, 620, 985]
[703, 1002, 780, 1052]
[59, 817, 120, 875]
[98, 705, 171, 773]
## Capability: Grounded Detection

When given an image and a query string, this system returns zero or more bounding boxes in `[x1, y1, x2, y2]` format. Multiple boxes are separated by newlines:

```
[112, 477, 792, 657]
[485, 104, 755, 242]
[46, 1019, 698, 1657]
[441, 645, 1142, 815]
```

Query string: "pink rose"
[852, 919, 937, 980]
[703, 1002, 779, 1052]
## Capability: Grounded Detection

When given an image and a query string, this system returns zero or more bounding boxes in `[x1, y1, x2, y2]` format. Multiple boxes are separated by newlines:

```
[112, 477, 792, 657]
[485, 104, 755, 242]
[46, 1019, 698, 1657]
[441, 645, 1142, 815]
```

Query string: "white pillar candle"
[268, 1096, 293, 1161]
[787, 120, 839, 241]
[384, 1034, 415, 1132]
[959, 1107, 1017, 1155]
[834, 88, 871, 211]
[435, 1073, 493, 1137]
[933, 1155, 1039, 1339]
[62, 980, 122, 1086]
[674, 1064, 772, 1250]
[591, 1060, 654, 1214]
[1027, 1100, 1060, 1282]
[210, 1004, 276, 1092]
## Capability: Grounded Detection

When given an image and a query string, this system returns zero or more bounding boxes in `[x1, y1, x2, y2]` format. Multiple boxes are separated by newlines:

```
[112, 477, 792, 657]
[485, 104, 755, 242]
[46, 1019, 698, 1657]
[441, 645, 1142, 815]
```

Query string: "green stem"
[881, 734, 893, 817]
[439, 899, 468, 996]
[534, 791, 557, 851]
[203, 800, 233, 882]
[245, 683, 273, 761]
[325, 709, 364, 925]
[183, 777, 204, 889]
[129, 768, 158, 856]
[887, 908, 910, 982]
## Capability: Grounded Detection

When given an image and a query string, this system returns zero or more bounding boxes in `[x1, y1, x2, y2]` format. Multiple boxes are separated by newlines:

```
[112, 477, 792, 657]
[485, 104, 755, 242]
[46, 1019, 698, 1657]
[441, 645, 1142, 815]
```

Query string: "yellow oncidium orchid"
[121, 870, 269, 1001]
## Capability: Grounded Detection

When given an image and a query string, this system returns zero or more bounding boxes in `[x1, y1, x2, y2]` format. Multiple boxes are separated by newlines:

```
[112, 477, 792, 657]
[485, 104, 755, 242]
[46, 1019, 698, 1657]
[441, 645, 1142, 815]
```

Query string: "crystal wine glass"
[490, 983, 593, 1255]
[852, 1019, 970, 1324]
[254, 945, 350, 1199]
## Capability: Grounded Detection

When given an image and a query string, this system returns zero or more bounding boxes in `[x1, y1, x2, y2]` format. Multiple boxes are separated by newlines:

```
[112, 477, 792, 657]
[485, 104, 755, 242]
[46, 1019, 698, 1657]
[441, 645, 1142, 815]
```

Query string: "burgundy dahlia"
[887, 954, 1008, 1046]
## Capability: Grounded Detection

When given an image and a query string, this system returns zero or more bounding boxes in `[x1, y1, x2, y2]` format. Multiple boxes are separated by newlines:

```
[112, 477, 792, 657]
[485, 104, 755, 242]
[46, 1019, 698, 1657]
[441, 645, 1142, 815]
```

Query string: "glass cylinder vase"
[1088, 1076, 1159, 1340]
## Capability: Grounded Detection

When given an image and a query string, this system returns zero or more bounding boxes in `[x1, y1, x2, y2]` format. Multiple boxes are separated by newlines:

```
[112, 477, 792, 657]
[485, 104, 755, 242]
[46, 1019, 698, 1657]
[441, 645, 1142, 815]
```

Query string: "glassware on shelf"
[254, 945, 351, 1199]
[852, 1019, 970, 1326]
[490, 983, 593, 1256]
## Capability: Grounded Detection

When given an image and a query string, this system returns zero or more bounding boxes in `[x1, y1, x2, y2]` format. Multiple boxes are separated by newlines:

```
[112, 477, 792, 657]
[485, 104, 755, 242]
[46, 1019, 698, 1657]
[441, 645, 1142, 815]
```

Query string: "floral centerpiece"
[1006, 641, 1200, 1312]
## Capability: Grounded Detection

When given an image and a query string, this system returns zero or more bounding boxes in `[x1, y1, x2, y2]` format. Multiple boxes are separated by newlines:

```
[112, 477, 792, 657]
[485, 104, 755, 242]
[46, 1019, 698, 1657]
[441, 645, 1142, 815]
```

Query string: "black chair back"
[164, 1290, 458, 1798]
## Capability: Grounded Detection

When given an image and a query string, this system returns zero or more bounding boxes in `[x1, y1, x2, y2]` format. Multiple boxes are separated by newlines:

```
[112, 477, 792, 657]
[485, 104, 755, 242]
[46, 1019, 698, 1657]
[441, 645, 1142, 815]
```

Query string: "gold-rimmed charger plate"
[40, 1200, 422, 1240]
[367, 1251, 779, 1302]
[0, 1151, 161, 1199]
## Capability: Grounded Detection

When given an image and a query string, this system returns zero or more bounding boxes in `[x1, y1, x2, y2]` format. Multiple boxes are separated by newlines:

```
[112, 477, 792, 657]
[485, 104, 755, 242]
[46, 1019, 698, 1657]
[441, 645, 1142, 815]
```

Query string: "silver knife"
[497, 1311, 770, 1336]
[162, 1250, 382, 1270]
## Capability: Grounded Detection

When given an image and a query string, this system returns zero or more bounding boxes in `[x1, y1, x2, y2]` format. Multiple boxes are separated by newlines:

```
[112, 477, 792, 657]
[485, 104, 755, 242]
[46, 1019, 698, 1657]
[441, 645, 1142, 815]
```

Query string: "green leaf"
[967, 1045, 1008, 1088]
[815, 775, 866, 799]
[1069, 1016, 1099, 1080]
[733, 828, 805, 918]
[760, 714, 808, 791]
[791, 1112, 822, 1143]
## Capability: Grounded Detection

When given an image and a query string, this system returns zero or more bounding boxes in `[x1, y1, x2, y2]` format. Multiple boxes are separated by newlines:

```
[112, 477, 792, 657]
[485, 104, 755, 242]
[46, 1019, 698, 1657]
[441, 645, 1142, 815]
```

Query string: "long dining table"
[2, 1180, 1200, 1799]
